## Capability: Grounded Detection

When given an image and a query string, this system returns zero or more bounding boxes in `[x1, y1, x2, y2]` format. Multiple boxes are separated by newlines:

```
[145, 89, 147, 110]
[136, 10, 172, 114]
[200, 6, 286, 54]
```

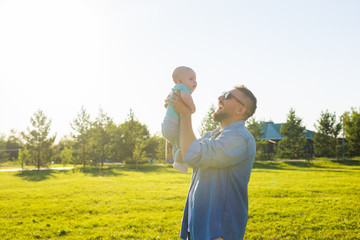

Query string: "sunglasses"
[222, 91, 245, 106]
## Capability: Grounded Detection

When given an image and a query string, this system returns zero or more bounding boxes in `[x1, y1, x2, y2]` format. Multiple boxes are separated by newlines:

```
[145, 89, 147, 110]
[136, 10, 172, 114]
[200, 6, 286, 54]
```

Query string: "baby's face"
[180, 70, 197, 91]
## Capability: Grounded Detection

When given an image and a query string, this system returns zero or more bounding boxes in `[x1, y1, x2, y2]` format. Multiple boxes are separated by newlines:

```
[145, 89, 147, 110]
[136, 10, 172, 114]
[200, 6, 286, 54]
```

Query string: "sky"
[0, 0, 359, 141]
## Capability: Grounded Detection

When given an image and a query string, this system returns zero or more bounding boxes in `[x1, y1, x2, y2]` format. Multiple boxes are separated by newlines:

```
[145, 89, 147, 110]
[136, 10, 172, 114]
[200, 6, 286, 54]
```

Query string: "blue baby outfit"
[165, 84, 193, 119]
[162, 83, 193, 166]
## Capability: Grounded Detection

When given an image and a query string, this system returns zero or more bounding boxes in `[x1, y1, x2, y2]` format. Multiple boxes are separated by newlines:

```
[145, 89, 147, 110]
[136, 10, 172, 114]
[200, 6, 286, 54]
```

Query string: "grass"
[0, 161, 84, 170]
[248, 160, 360, 239]
[0, 160, 359, 239]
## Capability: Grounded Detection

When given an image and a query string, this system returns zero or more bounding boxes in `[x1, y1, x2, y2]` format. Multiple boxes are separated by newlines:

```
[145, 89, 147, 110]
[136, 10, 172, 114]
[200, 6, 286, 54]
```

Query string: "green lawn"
[0, 160, 359, 239]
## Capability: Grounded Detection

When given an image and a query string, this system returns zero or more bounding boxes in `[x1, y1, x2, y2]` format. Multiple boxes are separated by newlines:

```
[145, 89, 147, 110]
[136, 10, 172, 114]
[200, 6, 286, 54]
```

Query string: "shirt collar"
[212, 120, 245, 138]
[223, 120, 246, 130]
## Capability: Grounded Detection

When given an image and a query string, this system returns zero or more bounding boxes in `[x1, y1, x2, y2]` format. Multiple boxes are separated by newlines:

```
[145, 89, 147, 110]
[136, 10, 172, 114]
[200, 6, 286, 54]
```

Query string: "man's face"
[213, 90, 246, 123]
[213, 92, 232, 122]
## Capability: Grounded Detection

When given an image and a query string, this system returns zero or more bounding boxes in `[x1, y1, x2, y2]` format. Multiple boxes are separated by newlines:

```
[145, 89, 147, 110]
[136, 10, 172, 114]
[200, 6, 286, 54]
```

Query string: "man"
[168, 85, 257, 240]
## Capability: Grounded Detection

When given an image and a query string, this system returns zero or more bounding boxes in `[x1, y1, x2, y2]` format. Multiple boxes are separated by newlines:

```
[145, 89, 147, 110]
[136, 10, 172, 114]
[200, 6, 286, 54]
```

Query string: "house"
[260, 122, 315, 156]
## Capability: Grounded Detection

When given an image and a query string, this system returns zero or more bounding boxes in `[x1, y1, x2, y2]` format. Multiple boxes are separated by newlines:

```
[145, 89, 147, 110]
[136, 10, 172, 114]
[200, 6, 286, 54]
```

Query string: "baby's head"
[172, 66, 197, 91]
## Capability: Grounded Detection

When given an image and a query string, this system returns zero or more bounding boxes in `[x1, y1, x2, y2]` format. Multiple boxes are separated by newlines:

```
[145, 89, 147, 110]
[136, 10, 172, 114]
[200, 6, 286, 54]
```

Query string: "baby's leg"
[165, 140, 173, 164]
[172, 146, 183, 163]
[172, 147, 188, 173]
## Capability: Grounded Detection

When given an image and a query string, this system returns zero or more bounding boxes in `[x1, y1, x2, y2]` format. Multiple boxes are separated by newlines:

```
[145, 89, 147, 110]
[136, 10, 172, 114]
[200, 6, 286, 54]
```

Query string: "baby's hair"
[172, 66, 194, 84]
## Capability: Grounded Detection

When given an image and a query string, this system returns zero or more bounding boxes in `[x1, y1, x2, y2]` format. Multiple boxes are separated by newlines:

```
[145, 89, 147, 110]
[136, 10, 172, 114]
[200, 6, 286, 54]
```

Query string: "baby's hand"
[164, 94, 171, 108]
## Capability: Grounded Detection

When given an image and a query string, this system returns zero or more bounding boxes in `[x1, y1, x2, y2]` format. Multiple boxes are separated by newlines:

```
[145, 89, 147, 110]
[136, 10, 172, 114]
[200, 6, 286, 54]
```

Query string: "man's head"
[213, 85, 257, 127]
[172, 66, 197, 91]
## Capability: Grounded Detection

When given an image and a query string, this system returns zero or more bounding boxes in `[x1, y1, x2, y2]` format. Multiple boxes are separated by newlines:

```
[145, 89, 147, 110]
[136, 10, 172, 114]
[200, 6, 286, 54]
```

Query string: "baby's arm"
[180, 91, 196, 114]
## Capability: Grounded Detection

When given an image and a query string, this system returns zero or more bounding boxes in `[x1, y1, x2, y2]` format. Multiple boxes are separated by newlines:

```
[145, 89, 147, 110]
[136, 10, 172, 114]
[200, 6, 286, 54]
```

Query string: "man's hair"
[172, 66, 194, 84]
[235, 85, 257, 118]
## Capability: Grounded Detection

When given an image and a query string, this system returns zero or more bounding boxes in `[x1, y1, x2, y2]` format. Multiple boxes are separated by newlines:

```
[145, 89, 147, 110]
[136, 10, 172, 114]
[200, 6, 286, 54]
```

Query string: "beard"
[213, 110, 230, 123]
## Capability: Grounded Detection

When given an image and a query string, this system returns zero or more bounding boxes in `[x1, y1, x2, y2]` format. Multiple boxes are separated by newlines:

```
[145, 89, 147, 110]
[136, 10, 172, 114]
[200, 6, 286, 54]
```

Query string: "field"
[0, 160, 359, 239]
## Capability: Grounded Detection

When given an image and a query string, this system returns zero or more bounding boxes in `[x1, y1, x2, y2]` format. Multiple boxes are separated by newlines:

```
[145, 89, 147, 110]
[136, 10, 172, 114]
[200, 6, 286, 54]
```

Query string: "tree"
[52, 136, 76, 164]
[108, 125, 125, 163]
[22, 109, 56, 170]
[142, 135, 161, 159]
[60, 146, 73, 166]
[344, 108, 360, 157]
[198, 104, 219, 136]
[132, 141, 147, 169]
[246, 117, 270, 160]
[88, 107, 114, 166]
[71, 106, 91, 167]
[313, 110, 341, 158]
[276, 108, 306, 159]
[18, 147, 31, 171]
[6, 129, 23, 161]
[118, 109, 150, 164]
[155, 136, 166, 162]
[246, 117, 264, 141]
[0, 134, 10, 163]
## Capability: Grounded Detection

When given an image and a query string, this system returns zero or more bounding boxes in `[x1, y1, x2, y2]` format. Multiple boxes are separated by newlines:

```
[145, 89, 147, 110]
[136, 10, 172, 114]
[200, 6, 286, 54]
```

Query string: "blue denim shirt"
[180, 120, 256, 240]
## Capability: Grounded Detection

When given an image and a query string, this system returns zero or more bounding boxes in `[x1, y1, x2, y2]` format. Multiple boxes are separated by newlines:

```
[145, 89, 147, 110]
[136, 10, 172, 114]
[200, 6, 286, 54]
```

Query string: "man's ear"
[236, 105, 247, 116]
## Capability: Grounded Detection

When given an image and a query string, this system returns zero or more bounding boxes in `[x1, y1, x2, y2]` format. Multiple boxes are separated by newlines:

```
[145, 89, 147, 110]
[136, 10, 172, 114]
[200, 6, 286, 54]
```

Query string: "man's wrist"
[179, 111, 191, 118]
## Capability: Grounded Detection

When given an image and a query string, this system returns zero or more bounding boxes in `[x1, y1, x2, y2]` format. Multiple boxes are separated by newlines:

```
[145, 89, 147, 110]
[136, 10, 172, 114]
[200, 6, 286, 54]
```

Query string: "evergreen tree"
[22, 109, 56, 170]
[18, 147, 31, 171]
[142, 136, 161, 160]
[246, 117, 270, 160]
[118, 109, 150, 164]
[0, 134, 9, 163]
[344, 108, 360, 157]
[314, 110, 341, 158]
[108, 125, 125, 163]
[277, 108, 306, 159]
[6, 129, 23, 161]
[60, 146, 73, 166]
[88, 107, 114, 166]
[155, 137, 166, 162]
[132, 141, 147, 169]
[198, 104, 219, 136]
[246, 117, 264, 141]
[52, 136, 76, 164]
[71, 106, 91, 167]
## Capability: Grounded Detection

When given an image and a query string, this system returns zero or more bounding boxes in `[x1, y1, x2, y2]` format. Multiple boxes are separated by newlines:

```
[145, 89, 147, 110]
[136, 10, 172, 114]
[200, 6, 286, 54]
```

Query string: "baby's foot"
[173, 162, 188, 173]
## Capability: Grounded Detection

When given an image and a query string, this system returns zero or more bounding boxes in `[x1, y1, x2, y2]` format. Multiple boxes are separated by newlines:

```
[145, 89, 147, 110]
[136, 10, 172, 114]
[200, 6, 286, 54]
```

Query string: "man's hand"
[164, 93, 171, 109]
[168, 91, 192, 116]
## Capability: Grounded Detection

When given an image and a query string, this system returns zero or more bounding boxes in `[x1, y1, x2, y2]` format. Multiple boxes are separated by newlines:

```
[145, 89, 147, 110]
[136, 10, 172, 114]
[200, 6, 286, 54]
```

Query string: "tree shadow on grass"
[80, 164, 177, 177]
[81, 167, 124, 177]
[253, 161, 284, 170]
[15, 169, 56, 181]
[254, 160, 327, 171]
[124, 164, 175, 173]
[283, 161, 325, 169]
[333, 159, 360, 166]
[254, 159, 360, 173]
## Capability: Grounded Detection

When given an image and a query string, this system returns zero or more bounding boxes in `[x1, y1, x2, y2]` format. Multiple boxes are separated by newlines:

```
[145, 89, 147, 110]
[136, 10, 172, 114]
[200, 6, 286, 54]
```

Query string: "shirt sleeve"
[184, 129, 250, 169]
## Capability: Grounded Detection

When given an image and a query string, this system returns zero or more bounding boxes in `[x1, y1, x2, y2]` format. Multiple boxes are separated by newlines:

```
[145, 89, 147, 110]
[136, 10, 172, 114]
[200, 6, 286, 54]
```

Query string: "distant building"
[260, 122, 315, 157]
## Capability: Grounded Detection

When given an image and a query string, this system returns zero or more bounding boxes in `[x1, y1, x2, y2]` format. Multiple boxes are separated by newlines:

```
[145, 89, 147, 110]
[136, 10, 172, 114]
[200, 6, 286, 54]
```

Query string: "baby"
[162, 66, 197, 173]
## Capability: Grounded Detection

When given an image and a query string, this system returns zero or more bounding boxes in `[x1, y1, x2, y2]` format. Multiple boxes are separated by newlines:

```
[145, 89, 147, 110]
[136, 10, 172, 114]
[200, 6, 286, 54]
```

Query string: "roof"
[304, 129, 315, 139]
[260, 122, 284, 140]
[260, 122, 314, 140]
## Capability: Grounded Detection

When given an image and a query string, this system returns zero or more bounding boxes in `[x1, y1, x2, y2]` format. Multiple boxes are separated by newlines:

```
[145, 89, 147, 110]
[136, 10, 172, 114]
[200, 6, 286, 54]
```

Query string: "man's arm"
[178, 110, 196, 159]
[168, 91, 196, 159]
